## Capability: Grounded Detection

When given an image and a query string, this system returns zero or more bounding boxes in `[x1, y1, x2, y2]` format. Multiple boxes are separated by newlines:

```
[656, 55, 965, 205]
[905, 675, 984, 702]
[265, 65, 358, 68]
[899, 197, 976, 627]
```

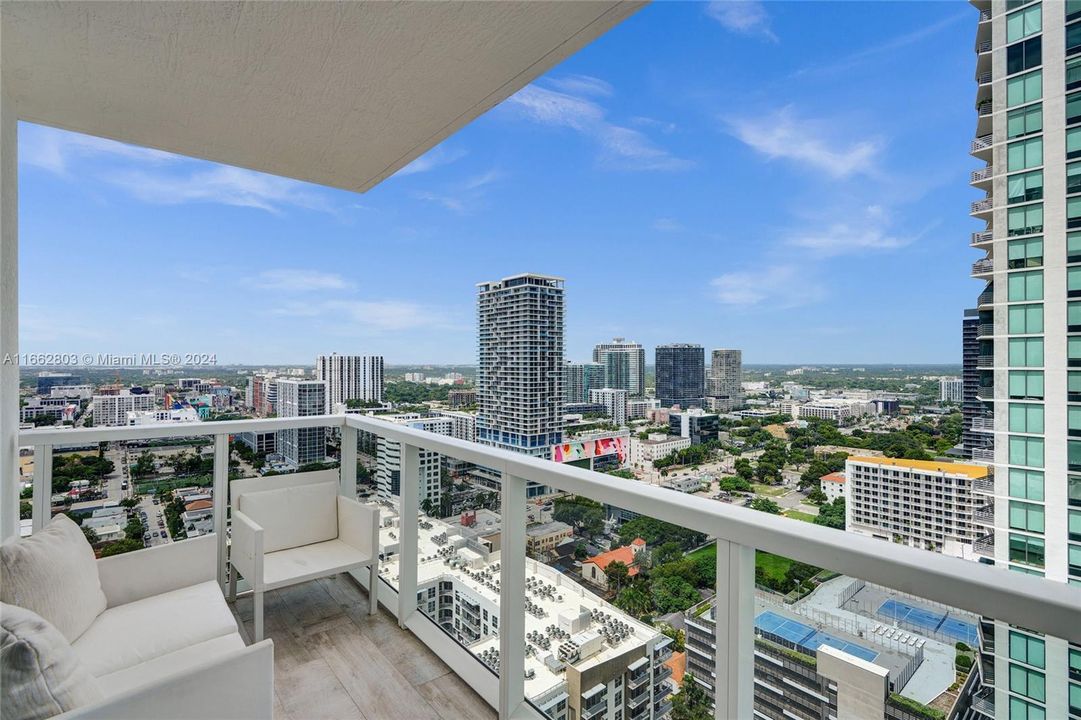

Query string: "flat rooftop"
[847, 456, 988, 479]
[377, 506, 661, 701]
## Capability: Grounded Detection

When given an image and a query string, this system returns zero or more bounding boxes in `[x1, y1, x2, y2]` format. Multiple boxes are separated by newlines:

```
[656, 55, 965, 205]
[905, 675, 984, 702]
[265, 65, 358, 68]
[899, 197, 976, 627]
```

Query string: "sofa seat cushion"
[263, 539, 370, 590]
[238, 481, 338, 553]
[95, 632, 245, 698]
[1, 514, 107, 643]
[1, 602, 104, 720]
[72, 580, 238, 678]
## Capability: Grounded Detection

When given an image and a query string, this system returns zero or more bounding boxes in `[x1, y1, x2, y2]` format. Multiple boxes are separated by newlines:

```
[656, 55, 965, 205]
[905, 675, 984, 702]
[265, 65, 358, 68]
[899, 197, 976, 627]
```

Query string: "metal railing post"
[31, 444, 51, 532]
[340, 426, 357, 499]
[498, 470, 526, 720]
[397, 441, 420, 629]
[213, 433, 229, 592]
[714, 539, 754, 720]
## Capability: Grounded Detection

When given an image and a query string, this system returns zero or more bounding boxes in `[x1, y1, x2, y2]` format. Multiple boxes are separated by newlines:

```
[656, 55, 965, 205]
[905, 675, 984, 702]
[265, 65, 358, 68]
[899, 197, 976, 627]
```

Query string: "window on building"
[1071, 267, 1081, 297]
[1072, 545, 1081, 576]
[1010, 468, 1045, 501]
[1009, 171, 1044, 204]
[1072, 58, 1081, 91]
[1009, 434, 1045, 466]
[1072, 337, 1081, 367]
[1071, 91, 1081, 124]
[1009, 35, 1043, 74]
[1071, 475, 1081, 507]
[1072, 440, 1081, 471]
[1072, 16, 1081, 52]
[1009, 70, 1043, 107]
[1009, 371, 1044, 401]
[1009, 303, 1044, 334]
[1071, 0, 1081, 19]
[1009, 137, 1044, 171]
[1072, 372, 1081, 402]
[1009, 535, 1046, 569]
[1008, 270, 1044, 300]
[1010, 104, 1044, 138]
[1009, 337, 1044, 366]
[1009, 237, 1044, 268]
[1010, 631, 1046, 668]
[1008, 4, 1042, 42]
[1071, 303, 1081, 332]
[1071, 682, 1081, 716]
[1010, 501, 1046, 533]
[1010, 402, 1044, 432]
[1009, 695, 1047, 719]
[1071, 233, 1081, 263]
[1070, 510, 1081, 541]
[1009, 203, 1044, 236]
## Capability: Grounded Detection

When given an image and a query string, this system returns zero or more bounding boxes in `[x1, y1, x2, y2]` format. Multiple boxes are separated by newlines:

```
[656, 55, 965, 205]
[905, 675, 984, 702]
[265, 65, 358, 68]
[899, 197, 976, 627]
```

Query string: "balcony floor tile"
[230, 574, 495, 720]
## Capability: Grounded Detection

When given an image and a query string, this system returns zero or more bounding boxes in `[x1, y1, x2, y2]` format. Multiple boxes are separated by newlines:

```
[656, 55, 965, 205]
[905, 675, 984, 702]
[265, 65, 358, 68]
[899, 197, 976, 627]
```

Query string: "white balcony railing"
[15, 414, 1081, 720]
[972, 134, 993, 153]
[972, 257, 994, 274]
[971, 447, 995, 463]
[971, 229, 993, 245]
[971, 166, 993, 183]
[971, 198, 993, 214]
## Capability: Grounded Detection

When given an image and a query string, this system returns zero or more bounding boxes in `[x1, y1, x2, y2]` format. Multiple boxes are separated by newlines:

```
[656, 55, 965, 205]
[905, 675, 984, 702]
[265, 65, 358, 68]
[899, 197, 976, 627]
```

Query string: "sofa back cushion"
[1, 602, 105, 720]
[239, 481, 338, 553]
[0, 515, 108, 643]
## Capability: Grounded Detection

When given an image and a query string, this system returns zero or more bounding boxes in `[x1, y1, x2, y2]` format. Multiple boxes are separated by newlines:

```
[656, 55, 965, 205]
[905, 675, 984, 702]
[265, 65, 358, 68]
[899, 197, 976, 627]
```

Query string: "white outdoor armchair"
[228, 472, 380, 641]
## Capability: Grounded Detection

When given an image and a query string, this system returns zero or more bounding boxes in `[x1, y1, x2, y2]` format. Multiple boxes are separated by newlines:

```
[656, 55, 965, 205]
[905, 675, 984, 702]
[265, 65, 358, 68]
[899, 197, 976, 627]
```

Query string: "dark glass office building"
[655, 343, 704, 408]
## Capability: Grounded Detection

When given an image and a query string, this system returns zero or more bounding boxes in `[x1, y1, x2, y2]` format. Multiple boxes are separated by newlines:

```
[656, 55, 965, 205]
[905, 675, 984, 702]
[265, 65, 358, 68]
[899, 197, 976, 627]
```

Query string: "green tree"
[614, 586, 652, 618]
[806, 487, 827, 504]
[814, 497, 846, 530]
[651, 575, 701, 613]
[553, 496, 605, 539]
[749, 497, 781, 514]
[81, 525, 100, 545]
[605, 560, 630, 593]
[19, 501, 32, 520]
[132, 451, 156, 479]
[617, 516, 705, 551]
[653, 541, 684, 566]
[671, 674, 712, 720]
[719, 475, 752, 493]
[573, 542, 588, 561]
[99, 538, 143, 557]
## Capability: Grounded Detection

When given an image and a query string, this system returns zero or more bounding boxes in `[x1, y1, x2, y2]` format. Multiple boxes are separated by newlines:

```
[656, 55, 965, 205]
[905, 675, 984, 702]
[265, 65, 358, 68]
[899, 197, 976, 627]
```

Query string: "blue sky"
[19, 1, 980, 366]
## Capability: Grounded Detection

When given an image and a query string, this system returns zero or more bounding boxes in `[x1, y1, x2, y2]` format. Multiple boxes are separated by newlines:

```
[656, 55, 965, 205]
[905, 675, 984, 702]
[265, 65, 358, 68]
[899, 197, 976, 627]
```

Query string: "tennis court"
[755, 610, 879, 663]
[878, 599, 977, 645]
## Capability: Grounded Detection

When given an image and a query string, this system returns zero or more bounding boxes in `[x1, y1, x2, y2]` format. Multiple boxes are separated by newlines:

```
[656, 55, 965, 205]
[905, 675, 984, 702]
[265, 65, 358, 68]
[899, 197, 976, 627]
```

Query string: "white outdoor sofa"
[1, 518, 273, 720]
[229, 471, 380, 641]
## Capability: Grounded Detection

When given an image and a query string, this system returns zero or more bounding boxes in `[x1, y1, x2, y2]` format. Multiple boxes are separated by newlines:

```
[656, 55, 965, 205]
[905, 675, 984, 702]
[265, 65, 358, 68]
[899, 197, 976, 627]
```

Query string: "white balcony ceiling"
[1, 1, 643, 192]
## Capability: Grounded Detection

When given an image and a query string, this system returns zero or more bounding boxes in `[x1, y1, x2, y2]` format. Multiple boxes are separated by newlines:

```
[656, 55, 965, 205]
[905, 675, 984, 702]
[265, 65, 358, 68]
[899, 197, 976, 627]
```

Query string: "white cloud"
[706, 1, 777, 42]
[412, 167, 504, 214]
[505, 84, 691, 171]
[272, 299, 455, 332]
[785, 205, 915, 256]
[726, 107, 881, 178]
[652, 218, 684, 232]
[546, 74, 614, 98]
[630, 116, 677, 135]
[248, 269, 354, 292]
[394, 145, 468, 177]
[20, 124, 180, 175]
[710, 264, 824, 308]
[103, 165, 332, 214]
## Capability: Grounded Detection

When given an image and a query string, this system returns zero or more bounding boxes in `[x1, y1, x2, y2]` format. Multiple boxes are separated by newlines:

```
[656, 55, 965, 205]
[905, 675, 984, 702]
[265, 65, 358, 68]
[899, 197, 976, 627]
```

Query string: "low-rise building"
[796, 399, 876, 423]
[629, 434, 691, 470]
[581, 538, 646, 591]
[525, 521, 573, 560]
[846, 456, 984, 558]
[93, 390, 156, 427]
[126, 407, 201, 425]
[669, 409, 719, 445]
[589, 388, 628, 426]
[181, 498, 214, 537]
[447, 389, 476, 409]
[820, 471, 845, 502]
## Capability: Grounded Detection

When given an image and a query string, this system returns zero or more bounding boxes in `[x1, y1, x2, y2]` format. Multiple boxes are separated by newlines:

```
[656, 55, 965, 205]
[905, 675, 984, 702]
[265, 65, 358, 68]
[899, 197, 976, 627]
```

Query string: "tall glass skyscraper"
[654, 343, 705, 408]
[968, 2, 1081, 717]
[476, 274, 565, 461]
[592, 338, 646, 397]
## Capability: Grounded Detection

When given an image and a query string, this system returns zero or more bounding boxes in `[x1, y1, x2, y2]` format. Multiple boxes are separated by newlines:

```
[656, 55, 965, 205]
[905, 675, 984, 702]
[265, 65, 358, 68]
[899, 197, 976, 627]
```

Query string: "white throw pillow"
[1, 602, 104, 720]
[0, 514, 108, 642]
[239, 481, 338, 553]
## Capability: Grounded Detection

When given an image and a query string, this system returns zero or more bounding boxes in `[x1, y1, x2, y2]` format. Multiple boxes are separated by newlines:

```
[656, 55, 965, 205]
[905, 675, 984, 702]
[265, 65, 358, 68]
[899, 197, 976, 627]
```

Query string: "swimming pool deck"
[782, 575, 960, 704]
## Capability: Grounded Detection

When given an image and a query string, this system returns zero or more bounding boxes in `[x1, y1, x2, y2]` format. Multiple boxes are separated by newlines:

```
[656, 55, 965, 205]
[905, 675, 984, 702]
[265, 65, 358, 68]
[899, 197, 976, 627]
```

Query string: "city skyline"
[19, 2, 978, 365]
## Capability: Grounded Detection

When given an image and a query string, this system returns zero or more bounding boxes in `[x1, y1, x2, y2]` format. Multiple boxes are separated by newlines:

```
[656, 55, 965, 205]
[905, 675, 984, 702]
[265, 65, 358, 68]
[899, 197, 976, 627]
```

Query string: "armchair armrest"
[231, 510, 264, 591]
[337, 496, 379, 560]
[57, 640, 275, 720]
[97, 534, 216, 608]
